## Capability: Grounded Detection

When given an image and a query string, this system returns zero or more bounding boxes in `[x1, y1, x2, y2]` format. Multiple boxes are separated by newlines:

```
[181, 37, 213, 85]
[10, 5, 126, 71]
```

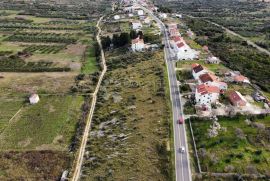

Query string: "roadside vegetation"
[81, 48, 172, 181]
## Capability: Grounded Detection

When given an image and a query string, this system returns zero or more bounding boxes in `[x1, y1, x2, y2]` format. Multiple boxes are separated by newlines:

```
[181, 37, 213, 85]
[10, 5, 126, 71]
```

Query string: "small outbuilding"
[114, 15, 120, 20]
[29, 94, 40, 104]
[228, 91, 247, 107]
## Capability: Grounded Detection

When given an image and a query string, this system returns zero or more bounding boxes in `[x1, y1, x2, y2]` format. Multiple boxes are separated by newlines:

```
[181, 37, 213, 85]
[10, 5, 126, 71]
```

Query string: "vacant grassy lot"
[81, 50, 172, 181]
[0, 72, 77, 94]
[0, 96, 24, 133]
[0, 150, 70, 181]
[81, 46, 99, 74]
[0, 95, 84, 151]
[191, 115, 270, 175]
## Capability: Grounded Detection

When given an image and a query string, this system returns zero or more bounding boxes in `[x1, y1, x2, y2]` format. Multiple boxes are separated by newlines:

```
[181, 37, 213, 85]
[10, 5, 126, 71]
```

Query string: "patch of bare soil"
[0, 151, 70, 181]
[64, 43, 86, 56]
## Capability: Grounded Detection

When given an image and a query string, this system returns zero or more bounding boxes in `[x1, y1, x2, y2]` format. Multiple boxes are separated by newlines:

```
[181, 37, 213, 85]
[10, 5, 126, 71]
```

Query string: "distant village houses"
[206, 55, 220, 64]
[132, 21, 142, 30]
[131, 37, 145, 52]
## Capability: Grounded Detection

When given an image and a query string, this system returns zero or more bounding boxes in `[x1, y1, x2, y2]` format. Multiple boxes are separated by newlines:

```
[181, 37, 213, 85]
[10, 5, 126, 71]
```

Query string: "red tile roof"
[228, 91, 246, 106]
[191, 63, 199, 68]
[132, 37, 144, 44]
[199, 73, 218, 83]
[177, 42, 185, 48]
[197, 84, 220, 95]
[193, 64, 204, 73]
[234, 75, 248, 82]
[173, 36, 182, 43]
[168, 23, 177, 29]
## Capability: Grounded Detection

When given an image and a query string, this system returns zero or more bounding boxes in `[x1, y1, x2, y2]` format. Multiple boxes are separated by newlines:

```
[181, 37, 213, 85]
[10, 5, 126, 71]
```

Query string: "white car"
[179, 147, 185, 153]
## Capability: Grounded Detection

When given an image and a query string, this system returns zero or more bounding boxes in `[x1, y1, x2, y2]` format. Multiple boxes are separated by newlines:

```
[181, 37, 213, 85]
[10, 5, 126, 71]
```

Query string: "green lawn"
[0, 97, 24, 133]
[0, 95, 84, 151]
[176, 60, 229, 73]
[81, 46, 99, 74]
[192, 115, 270, 174]
[0, 42, 24, 52]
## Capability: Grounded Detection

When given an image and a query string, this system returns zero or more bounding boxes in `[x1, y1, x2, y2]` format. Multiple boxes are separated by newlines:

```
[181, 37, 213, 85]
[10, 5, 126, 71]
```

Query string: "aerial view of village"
[0, 0, 269, 180]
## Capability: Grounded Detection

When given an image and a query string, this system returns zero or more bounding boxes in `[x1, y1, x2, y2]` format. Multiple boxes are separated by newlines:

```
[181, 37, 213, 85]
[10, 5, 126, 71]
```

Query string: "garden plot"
[0, 95, 84, 151]
[190, 115, 270, 175]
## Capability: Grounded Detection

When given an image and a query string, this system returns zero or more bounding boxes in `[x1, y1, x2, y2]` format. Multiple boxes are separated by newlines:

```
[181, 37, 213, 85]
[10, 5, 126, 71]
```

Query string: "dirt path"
[71, 16, 107, 181]
[185, 15, 270, 56]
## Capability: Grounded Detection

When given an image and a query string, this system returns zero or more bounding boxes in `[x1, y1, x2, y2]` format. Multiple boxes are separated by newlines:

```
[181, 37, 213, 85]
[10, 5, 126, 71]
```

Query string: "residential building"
[195, 84, 220, 106]
[170, 35, 199, 60]
[199, 72, 219, 84]
[192, 63, 208, 80]
[159, 13, 167, 19]
[198, 72, 227, 90]
[187, 29, 194, 38]
[202, 45, 209, 52]
[131, 37, 145, 52]
[114, 15, 120, 20]
[137, 9, 144, 16]
[29, 94, 40, 104]
[168, 23, 179, 37]
[144, 17, 151, 24]
[132, 21, 142, 30]
[206, 56, 220, 64]
[233, 75, 250, 84]
[228, 91, 247, 107]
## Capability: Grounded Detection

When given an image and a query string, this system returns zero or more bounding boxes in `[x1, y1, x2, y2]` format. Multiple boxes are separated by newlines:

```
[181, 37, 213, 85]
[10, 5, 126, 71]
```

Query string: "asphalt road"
[136, 3, 192, 181]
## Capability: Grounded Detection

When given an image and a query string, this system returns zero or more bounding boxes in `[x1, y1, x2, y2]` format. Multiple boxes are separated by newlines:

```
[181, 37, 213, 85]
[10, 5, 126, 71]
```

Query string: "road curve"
[71, 16, 107, 181]
[136, 3, 192, 181]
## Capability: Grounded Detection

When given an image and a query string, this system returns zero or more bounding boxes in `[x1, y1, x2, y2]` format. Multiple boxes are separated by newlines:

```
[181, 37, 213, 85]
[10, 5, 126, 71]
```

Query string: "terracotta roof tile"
[197, 84, 220, 94]
[199, 73, 218, 83]
[193, 64, 204, 73]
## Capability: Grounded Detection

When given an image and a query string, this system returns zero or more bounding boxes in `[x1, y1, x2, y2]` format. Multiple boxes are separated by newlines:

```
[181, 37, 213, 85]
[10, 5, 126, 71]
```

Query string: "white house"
[159, 13, 167, 19]
[143, 17, 151, 24]
[124, 6, 134, 13]
[114, 15, 120, 20]
[128, 13, 134, 17]
[187, 29, 194, 38]
[195, 84, 220, 106]
[137, 9, 144, 16]
[192, 63, 208, 80]
[168, 23, 179, 37]
[132, 21, 142, 30]
[206, 56, 220, 64]
[170, 35, 199, 60]
[29, 94, 40, 104]
[131, 37, 145, 52]
[175, 14, 182, 18]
